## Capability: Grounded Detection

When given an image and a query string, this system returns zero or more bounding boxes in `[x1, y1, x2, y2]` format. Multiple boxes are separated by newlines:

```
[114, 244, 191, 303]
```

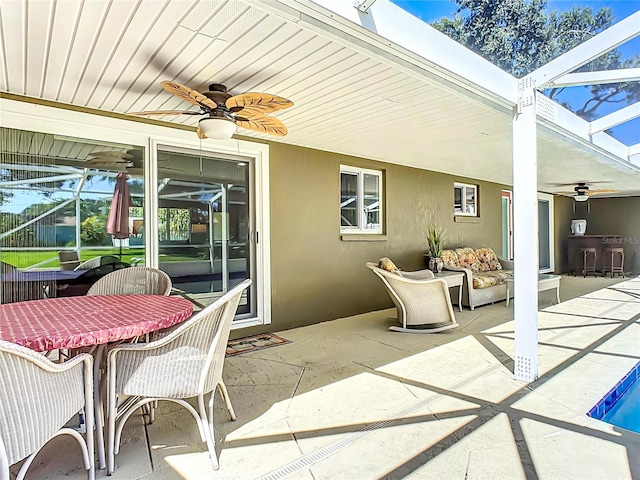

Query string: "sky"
[390, 1, 640, 146]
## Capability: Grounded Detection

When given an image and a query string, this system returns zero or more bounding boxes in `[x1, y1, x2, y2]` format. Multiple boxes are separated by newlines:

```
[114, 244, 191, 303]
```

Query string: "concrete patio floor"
[19, 274, 640, 479]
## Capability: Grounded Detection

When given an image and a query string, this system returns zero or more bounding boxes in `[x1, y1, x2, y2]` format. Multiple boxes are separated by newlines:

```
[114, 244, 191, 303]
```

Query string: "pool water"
[602, 379, 640, 434]
[587, 361, 640, 434]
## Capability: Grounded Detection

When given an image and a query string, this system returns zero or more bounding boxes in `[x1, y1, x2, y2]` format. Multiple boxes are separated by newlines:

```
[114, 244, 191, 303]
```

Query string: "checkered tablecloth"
[0, 295, 194, 352]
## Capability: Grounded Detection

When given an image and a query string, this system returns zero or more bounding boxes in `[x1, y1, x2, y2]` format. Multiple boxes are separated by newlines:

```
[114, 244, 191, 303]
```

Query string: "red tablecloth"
[0, 295, 194, 352]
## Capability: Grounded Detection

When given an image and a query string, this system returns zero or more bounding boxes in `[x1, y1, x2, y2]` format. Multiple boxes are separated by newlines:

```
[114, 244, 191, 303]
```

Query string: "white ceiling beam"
[530, 11, 640, 89]
[630, 143, 640, 156]
[590, 103, 640, 134]
[549, 68, 640, 88]
[354, 0, 377, 13]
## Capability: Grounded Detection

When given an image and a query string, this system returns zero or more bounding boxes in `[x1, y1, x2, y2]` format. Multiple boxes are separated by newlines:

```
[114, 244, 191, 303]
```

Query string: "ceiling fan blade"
[88, 151, 134, 160]
[226, 93, 293, 116]
[86, 158, 133, 168]
[160, 81, 218, 111]
[236, 114, 287, 137]
[196, 125, 207, 140]
[587, 189, 618, 195]
[128, 109, 203, 116]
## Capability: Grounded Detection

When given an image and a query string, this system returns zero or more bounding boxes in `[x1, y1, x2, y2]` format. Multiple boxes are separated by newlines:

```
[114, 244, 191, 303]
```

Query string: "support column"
[512, 80, 539, 382]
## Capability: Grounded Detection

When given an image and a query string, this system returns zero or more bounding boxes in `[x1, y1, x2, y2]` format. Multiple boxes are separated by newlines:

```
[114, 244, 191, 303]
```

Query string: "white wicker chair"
[106, 279, 251, 474]
[0, 340, 94, 480]
[87, 267, 172, 296]
[366, 262, 459, 333]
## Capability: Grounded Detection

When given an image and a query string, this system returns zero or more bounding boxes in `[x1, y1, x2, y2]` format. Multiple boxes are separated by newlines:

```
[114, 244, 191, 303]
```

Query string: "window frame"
[454, 182, 478, 217]
[340, 165, 383, 234]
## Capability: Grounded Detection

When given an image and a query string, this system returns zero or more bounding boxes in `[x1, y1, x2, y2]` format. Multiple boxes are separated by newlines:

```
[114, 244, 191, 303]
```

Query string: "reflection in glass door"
[538, 193, 554, 273]
[156, 148, 252, 316]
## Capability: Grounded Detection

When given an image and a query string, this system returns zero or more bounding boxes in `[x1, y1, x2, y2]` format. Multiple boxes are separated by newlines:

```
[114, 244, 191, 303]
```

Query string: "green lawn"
[2, 248, 146, 268]
[2, 248, 210, 269]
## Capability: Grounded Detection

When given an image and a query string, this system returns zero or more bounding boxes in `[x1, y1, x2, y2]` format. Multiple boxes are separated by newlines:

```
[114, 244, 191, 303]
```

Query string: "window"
[454, 182, 478, 216]
[340, 166, 382, 233]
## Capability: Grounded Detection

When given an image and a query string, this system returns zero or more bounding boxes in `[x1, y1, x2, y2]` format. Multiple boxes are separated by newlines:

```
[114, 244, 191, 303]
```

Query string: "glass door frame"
[503, 190, 554, 272]
[537, 192, 555, 273]
[1, 99, 271, 328]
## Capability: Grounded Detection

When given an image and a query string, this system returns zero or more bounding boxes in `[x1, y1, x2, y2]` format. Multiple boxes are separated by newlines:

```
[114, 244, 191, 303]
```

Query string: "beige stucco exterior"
[554, 195, 640, 275]
[582, 197, 640, 275]
[260, 142, 505, 333]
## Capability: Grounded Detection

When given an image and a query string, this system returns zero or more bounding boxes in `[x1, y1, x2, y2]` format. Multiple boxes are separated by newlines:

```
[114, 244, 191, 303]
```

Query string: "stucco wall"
[554, 195, 574, 273]
[580, 197, 640, 275]
[265, 143, 504, 331]
[552, 195, 640, 275]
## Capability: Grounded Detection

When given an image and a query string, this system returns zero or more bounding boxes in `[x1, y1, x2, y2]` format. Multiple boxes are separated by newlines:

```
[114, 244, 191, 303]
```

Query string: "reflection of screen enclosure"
[0, 127, 145, 271]
[156, 149, 251, 314]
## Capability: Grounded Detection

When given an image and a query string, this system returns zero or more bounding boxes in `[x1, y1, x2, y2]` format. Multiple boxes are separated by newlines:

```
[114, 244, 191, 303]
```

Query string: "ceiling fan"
[129, 81, 293, 139]
[85, 150, 182, 175]
[86, 150, 135, 169]
[556, 182, 618, 202]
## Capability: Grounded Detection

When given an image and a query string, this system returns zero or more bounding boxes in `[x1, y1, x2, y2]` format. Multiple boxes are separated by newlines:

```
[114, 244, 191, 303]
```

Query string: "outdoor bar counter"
[568, 234, 621, 274]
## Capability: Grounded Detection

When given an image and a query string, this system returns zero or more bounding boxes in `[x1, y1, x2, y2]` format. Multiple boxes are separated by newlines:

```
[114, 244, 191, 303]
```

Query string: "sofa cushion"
[475, 247, 503, 272]
[441, 249, 459, 269]
[472, 270, 512, 289]
[454, 247, 482, 272]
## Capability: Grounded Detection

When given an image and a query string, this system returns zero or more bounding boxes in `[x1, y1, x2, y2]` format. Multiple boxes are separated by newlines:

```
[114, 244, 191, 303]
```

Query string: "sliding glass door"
[538, 193, 554, 273]
[155, 147, 253, 316]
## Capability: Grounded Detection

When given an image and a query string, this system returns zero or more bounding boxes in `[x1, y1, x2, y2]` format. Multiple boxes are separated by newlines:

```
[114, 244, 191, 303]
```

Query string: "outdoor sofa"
[441, 247, 513, 310]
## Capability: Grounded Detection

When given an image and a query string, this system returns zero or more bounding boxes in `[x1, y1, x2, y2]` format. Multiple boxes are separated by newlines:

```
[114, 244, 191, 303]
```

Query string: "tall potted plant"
[425, 224, 445, 273]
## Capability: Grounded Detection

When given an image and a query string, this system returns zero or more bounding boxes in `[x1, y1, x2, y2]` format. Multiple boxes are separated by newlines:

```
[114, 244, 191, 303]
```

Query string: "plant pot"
[427, 256, 443, 273]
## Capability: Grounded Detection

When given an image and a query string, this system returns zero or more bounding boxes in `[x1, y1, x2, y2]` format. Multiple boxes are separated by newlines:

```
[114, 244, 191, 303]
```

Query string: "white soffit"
[0, 0, 638, 195]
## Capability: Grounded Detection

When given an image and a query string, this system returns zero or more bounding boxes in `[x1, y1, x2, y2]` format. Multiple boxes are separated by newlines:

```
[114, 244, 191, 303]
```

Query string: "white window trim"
[0, 98, 271, 328]
[340, 165, 383, 234]
[454, 182, 478, 217]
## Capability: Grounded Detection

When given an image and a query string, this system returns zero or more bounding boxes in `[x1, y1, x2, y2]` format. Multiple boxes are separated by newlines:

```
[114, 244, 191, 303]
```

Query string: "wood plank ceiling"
[1, 0, 639, 196]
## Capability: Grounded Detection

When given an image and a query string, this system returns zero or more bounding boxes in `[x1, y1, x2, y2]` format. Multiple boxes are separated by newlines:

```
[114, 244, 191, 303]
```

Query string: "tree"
[432, 0, 640, 120]
[80, 216, 107, 245]
[0, 212, 36, 247]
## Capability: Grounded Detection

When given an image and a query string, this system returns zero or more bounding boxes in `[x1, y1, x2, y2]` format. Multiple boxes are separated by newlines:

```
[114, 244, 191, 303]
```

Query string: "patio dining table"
[0, 294, 194, 470]
[1, 268, 88, 302]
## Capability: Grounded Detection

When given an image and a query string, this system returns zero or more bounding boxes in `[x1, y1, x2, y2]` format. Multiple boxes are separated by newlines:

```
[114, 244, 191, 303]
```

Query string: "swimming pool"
[603, 379, 640, 433]
[587, 361, 640, 434]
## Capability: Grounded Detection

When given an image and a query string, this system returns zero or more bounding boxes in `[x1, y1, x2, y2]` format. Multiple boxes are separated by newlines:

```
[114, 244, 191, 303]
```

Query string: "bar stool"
[576, 247, 597, 277]
[602, 247, 625, 278]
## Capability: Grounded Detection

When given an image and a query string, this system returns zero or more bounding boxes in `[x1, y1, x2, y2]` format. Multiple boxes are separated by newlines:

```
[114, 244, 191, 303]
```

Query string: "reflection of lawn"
[2, 248, 146, 268]
[2, 248, 209, 268]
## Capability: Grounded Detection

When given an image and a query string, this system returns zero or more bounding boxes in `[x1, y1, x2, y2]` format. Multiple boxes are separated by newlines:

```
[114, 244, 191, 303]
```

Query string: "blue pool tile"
[587, 361, 640, 420]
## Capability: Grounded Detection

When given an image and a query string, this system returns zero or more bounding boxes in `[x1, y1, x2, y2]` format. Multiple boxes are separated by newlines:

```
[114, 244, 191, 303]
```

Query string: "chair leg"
[198, 394, 220, 471]
[107, 393, 117, 476]
[218, 381, 237, 421]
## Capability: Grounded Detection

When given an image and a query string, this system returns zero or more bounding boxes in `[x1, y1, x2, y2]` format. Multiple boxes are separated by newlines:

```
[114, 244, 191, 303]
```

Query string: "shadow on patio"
[20, 275, 640, 480]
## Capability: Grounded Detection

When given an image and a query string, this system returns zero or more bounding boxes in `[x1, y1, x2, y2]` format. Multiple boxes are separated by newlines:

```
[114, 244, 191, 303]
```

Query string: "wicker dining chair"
[106, 279, 251, 475]
[58, 250, 81, 270]
[87, 267, 172, 296]
[0, 340, 94, 480]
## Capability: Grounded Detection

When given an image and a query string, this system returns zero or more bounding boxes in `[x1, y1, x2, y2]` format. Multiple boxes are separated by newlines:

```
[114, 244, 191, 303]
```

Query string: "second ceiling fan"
[130, 81, 293, 139]
[555, 182, 618, 202]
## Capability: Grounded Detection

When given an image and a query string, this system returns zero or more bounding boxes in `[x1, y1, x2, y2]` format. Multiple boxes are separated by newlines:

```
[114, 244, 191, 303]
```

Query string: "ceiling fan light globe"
[199, 117, 236, 140]
[574, 194, 589, 202]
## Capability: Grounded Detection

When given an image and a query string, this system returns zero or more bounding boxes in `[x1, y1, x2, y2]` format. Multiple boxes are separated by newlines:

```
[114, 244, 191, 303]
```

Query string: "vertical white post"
[512, 79, 539, 382]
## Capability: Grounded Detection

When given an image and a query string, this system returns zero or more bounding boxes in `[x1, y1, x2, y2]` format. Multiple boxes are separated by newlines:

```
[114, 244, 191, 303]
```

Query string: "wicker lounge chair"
[366, 261, 459, 333]
[0, 340, 94, 480]
[105, 279, 251, 474]
[87, 267, 172, 296]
